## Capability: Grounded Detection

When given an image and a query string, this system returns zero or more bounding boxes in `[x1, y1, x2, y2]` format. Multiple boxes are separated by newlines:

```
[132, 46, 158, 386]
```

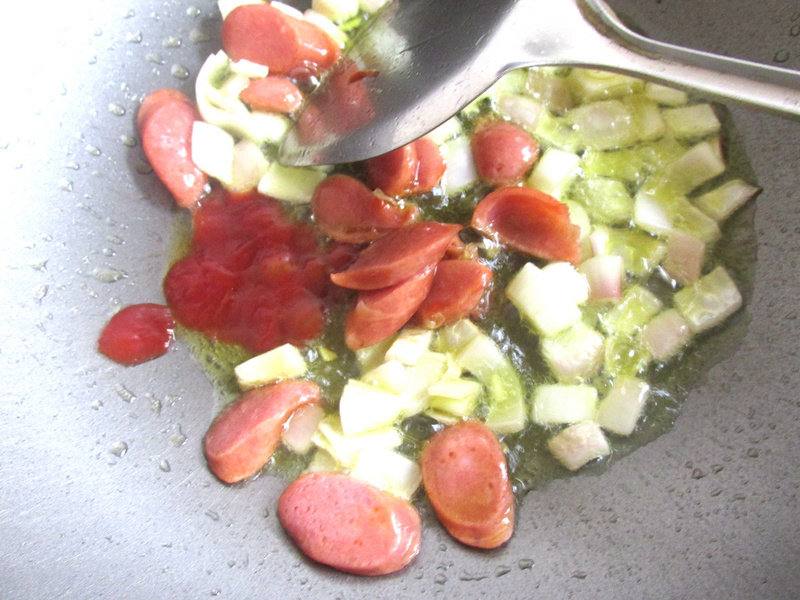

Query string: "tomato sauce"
[163, 189, 356, 355]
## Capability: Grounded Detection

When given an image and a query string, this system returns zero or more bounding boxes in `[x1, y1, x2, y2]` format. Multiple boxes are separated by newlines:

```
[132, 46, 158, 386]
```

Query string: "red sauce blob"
[163, 189, 356, 354]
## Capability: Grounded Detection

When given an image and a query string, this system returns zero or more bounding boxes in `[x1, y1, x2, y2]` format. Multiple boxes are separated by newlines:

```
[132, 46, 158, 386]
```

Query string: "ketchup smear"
[163, 189, 355, 355]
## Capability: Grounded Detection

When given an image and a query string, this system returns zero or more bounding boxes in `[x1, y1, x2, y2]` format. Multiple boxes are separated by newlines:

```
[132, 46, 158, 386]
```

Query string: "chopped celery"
[694, 179, 760, 222]
[662, 103, 720, 140]
[234, 343, 307, 390]
[659, 141, 726, 194]
[361, 359, 409, 394]
[428, 378, 483, 417]
[533, 384, 598, 425]
[547, 421, 610, 471]
[534, 111, 581, 152]
[603, 333, 651, 379]
[641, 309, 692, 360]
[581, 137, 684, 184]
[425, 117, 463, 145]
[568, 176, 634, 225]
[567, 69, 644, 103]
[541, 322, 605, 383]
[384, 328, 434, 366]
[596, 377, 650, 436]
[601, 285, 662, 336]
[567, 99, 638, 150]
[496, 93, 544, 132]
[257, 163, 327, 203]
[624, 95, 666, 142]
[527, 147, 581, 197]
[674, 266, 742, 333]
[579, 254, 623, 302]
[528, 68, 574, 114]
[644, 82, 689, 106]
[664, 230, 706, 285]
[400, 351, 451, 416]
[591, 226, 666, 276]
[338, 380, 409, 435]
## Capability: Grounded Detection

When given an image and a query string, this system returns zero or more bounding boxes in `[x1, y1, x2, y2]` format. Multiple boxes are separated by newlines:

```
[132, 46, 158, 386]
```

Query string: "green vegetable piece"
[674, 266, 742, 333]
[568, 176, 634, 225]
[601, 285, 663, 336]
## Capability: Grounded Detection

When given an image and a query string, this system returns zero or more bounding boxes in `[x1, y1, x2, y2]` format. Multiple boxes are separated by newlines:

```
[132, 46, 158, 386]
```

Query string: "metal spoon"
[279, 0, 800, 166]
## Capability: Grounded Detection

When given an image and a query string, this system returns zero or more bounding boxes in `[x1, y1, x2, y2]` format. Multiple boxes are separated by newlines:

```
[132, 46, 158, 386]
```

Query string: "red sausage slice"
[240, 76, 304, 113]
[204, 380, 321, 484]
[98, 303, 174, 366]
[365, 142, 419, 197]
[311, 174, 419, 243]
[471, 186, 581, 264]
[411, 137, 446, 193]
[471, 119, 539, 186]
[345, 265, 436, 349]
[412, 260, 493, 328]
[420, 419, 514, 549]
[290, 17, 341, 72]
[331, 222, 461, 290]
[278, 472, 421, 576]
[222, 4, 301, 74]
[138, 89, 208, 208]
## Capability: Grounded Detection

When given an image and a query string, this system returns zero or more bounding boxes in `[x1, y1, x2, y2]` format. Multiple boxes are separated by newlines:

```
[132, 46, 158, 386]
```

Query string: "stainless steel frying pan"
[1, 1, 798, 598]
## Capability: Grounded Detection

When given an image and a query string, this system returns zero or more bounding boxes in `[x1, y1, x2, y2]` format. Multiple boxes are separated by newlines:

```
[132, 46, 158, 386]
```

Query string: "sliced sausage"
[412, 260, 493, 328]
[471, 119, 539, 186]
[344, 265, 436, 349]
[420, 419, 515, 549]
[471, 186, 581, 264]
[138, 89, 208, 208]
[278, 472, 421, 576]
[411, 137, 446, 193]
[98, 303, 174, 366]
[331, 221, 461, 290]
[365, 142, 419, 197]
[240, 76, 304, 113]
[204, 380, 321, 483]
[311, 174, 419, 243]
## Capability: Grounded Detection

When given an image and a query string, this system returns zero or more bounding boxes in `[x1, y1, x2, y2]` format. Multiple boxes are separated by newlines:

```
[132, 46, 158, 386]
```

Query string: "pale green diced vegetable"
[428, 378, 483, 418]
[257, 162, 328, 203]
[354, 335, 395, 371]
[625, 95, 666, 141]
[662, 104, 720, 140]
[634, 191, 720, 243]
[569, 176, 634, 225]
[527, 147, 581, 197]
[590, 225, 666, 276]
[533, 384, 598, 425]
[317, 345, 338, 362]
[541, 322, 605, 383]
[338, 380, 408, 435]
[567, 69, 643, 103]
[229, 59, 269, 78]
[361, 359, 408, 394]
[633, 191, 674, 236]
[424, 117, 463, 145]
[664, 230, 706, 285]
[434, 318, 481, 353]
[229, 139, 270, 192]
[441, 135, 478, 192]
[496, 93, 544, 132]
[641, 309, 692, 360]
[672, 197, 721, 243]
[674, 266, 742, 333]
[563, 200, 592, 260]
[312, 415, 401, 467]
[528, 68, 574, 113]
[384, 328, 433, 366]
[400, 351, 451, 416]
[234, 343, 307, 390]
[311, 0, 359, 23]
[567, 99, 638, 150]
[644, 82, 688, 106]
[247, 111, 292, 143]
[541, 262, 590, 304]
[581, 137, 684, 184]
[359, 0, 390, 13]
[218, 72, 252, 99]
[547, 421, 610, 471]
[191, 121, 235, 185]
[603, 333, 651, 379]
[596, 376, 650, 436]
[454, 334, 526, 433]
[534, 111, 581, 152]
[660, 140, 726, 193]
[694, 179, 760, 222]
[305, 448, 342, 473]
[350, 448, 422, 500]
[601, 285, 662, 336]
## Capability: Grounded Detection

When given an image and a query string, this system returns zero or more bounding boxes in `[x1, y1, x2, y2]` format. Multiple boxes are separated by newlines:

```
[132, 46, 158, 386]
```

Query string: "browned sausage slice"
[412, 259, 493, 328]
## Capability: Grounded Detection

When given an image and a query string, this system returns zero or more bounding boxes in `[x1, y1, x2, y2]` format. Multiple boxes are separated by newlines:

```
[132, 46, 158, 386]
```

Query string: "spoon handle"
[571, 0, 800, 116]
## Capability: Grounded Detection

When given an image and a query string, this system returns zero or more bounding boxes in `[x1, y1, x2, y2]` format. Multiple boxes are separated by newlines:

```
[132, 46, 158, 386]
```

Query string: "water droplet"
[108, 103, 126, 116]
[434, 573, 447, 585]
[109, 441, 129, 457]
[572, 570, 587, 579]
[59, 83, 68, 96]
[91, 266, 127, 283]
[65, 161, 80, 170]
[187, 6, 201, 17]
[205, 509, 220, 521]
[774, 49, 790, 63]
[170, 424, 187, 447]
[118, 134, 137, 147]
[518, 558, 534, 570]
[190, 28, 211, 43]
[94, 27, 103, 37]
[162, 36, 182, 49]
[691, 468, 706, 480]
[91, 399, 103, 410]
[126, 31, 143, 44]
[210, 589, 221, 597]
[159, 459, 171, 472]
[136, 161, 153, 174]
[107, 234, 124, 245]
[85, 144, 101, 156]
[438, 543, 447, 551]
[116, 384, 137, 403]
[146, 52, 165, 65]
[710, 487, 723, 497]
[459, 570, 487, 581]
[746, 447, 760, 458]
[123, 8, 135, 18]
[711, 464, 724, 474]
[88, 55, 97, 65]
[58, 178, 73, 192]
[495, 565, 511, 577]
[102, 247, 115, 257]
[171, 64, 190, 80]
[34, 285, 48, 302]
[791, 23, 800, 37]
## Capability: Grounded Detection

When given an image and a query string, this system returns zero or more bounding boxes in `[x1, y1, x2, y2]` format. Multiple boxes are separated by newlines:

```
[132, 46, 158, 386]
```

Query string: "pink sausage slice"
[278, 472, 421, 576]
[331, 221, 461, 290]
[204, 380, 321, 483]
[420, 419, 515, 549]
[412, 259, 493, 328]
